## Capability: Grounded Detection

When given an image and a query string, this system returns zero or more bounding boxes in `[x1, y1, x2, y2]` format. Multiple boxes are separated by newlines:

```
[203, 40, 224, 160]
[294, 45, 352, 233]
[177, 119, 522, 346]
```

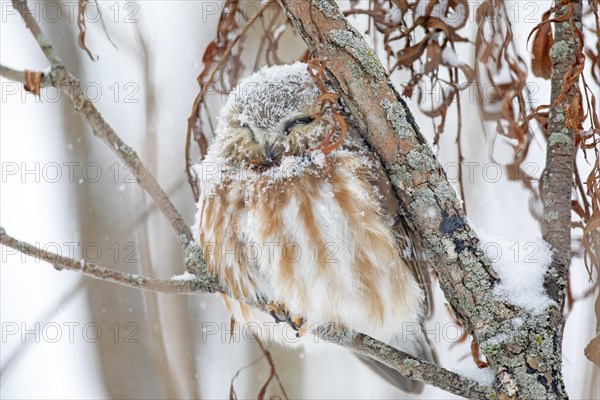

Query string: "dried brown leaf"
[566, 91, 584, 132]
[396, 37, 429, 67]
[77, 0, 97, 61]
[584, 335, 600, 367]
[458, 64, 475, 81]
[424, 41, 442, 74]
[584, 211, 600, 235]
[23, 70, 43, 96]
[531, 10, 553, 79]
[391, 0, 409, 15]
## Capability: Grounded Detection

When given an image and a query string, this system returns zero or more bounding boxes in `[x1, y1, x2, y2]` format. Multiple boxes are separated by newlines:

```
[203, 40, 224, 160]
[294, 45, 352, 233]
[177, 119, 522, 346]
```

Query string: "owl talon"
[269, 310, 280, 323]
[288, 316, 306, 337]
[267, 302, 289, 323]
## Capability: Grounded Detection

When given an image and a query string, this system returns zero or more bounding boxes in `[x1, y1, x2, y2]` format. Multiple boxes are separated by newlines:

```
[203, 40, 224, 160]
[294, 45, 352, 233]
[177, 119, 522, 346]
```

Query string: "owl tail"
[355, 323, 438, 394]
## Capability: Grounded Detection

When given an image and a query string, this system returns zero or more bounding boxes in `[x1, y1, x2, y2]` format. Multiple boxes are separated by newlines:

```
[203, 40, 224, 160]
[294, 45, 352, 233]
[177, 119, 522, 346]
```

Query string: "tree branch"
[318, 328, 495, 399]
[0, 64, 53, 88]
[0, 226, 493, 398]
[0, 228, 215, 294]
[542, 1, 581, 306]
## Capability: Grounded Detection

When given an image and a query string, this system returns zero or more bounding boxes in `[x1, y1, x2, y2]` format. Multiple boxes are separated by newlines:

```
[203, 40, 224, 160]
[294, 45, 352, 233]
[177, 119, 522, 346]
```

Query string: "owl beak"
[264, 141, 277, 163]
[261, 134, 286, 165]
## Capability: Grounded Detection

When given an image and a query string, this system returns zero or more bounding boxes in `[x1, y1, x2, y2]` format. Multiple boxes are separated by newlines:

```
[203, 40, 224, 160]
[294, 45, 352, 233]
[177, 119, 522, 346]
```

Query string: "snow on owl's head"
[214, 63, 328, 168]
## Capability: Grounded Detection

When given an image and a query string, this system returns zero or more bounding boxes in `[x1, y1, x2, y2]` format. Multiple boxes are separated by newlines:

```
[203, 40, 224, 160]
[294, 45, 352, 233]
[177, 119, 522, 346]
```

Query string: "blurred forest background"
[1, 0, 598, 398]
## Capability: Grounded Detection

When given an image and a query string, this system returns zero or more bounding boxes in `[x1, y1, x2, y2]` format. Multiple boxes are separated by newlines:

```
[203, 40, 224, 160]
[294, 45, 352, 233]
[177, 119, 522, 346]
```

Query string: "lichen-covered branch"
[0, 64, 53, 88]
[0, 228, 216, 294]
[543, 1, 581, 306]
[317, 327, 495, 399]
[277, 0, 568, 398]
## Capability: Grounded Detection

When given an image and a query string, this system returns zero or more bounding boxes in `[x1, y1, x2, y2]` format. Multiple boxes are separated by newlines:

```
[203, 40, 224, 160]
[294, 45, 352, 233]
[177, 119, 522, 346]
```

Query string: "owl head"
[213, 63, 329, 168]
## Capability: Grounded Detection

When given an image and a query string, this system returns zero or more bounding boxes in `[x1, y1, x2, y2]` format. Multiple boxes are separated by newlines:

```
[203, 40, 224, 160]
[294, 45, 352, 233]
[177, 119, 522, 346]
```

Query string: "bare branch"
[0, 64, 52, 88]
[542, 0, 581, 305]
[0, 228, 217, 294]
[9, 0, 194, 248]
[318, 328, 495, 399]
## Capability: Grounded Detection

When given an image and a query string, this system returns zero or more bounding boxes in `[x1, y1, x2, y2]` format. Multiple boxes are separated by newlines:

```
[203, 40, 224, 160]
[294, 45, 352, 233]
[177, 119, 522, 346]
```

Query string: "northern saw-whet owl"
[194, 62, 436, 393]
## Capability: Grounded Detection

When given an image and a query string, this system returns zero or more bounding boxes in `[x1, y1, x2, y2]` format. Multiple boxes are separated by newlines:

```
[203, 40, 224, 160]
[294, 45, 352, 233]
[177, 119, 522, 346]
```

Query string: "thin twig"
[0, 64, 53, 87]
[0, 228, 217, 294]
[253, 335, 290, 400]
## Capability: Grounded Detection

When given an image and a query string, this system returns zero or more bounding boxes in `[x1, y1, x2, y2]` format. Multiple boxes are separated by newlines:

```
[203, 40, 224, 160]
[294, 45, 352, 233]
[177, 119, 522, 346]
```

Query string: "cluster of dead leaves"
[346, 0, 475, 143]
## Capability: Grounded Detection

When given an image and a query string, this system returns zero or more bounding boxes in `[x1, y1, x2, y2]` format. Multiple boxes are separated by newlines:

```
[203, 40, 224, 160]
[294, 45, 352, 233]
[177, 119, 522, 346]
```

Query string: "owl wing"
[368, 160, 434, 319]
[346, 129, 438, 393]
[355, 160, 439, 392]
[345, 130, 434, 319]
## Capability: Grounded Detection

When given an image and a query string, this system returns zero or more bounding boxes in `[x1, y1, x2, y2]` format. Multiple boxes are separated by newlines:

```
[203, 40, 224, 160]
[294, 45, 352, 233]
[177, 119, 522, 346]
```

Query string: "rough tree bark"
[543, 0, 581, 311]
[542, 0, 582, 358]
[276, 0, 569, 398]
[540, 0, 583, 393]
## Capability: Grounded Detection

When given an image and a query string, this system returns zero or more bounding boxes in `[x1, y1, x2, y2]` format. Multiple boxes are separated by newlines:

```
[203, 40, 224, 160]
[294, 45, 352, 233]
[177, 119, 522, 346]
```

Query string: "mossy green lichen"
[481, 341, 503, 357]
[548, 130, 573, 147]
[544, 210, 559, 222]
[553, 109, 565, 122]
[550, 40, 571, 59]
[381, 98, 413, 139]
[182, 237, 212, 288]
[402, 358, 421, 368]
[328, 29, 352, 47]
[314, 0, 338, 18]
[184, 242, 204, 269]
[405, 147, 438, 172]
[423, 237, 446, 261]
[406, 150, 421, 170]
[328, 29, 385, 80]
[454, 230, 471, 242]
[119, 143, 134, 155]
[129, 273, 146, 286]
[535, 334, 543, 345]
[362, 336, 393, 356]
[434, 182, 460, 206]
[347, 60, 362, 78]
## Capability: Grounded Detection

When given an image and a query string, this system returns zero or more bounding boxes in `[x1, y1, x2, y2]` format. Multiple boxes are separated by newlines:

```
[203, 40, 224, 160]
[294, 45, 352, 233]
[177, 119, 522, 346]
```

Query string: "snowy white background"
[1, 0, 597, 399]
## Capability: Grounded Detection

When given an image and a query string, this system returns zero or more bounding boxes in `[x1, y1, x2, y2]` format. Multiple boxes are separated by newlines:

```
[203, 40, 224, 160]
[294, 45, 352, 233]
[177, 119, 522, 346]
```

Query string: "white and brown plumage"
[194, 63, 435, 393]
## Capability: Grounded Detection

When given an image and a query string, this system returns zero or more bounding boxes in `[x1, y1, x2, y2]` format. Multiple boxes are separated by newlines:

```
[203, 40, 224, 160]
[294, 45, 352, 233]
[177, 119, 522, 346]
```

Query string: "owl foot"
[267, 303, 306, 337]
[288, 316, 306, 338]
[267, 302, 289, 323]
